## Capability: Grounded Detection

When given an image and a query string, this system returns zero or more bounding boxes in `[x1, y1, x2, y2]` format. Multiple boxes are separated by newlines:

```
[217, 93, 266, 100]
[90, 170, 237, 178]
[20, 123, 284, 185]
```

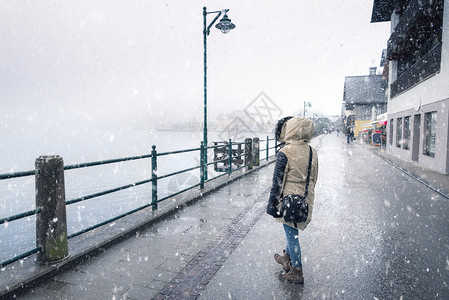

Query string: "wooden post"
[35, 155, 69, 264]
[151, 145, 158, 211]
[245, 138, 253, 170]
[266, 136, 269, 161]
[253, 137, 260, 166]
[228, 139, 232, 175]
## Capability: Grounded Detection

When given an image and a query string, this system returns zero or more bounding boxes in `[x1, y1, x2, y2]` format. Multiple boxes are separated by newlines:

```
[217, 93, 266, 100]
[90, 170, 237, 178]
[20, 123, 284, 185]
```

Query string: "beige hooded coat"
[276, 118, 319, 230]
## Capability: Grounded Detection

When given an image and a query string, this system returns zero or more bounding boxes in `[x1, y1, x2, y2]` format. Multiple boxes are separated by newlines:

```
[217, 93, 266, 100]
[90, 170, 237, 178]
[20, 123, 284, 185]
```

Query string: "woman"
[266, 117, 319, 283]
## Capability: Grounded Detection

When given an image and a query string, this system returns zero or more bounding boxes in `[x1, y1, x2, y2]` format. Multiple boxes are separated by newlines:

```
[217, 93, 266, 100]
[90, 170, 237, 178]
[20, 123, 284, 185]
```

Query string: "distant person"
[266, 117, 319, 283]
[346, 128, 350, 143]
[350, 129, 354, 143]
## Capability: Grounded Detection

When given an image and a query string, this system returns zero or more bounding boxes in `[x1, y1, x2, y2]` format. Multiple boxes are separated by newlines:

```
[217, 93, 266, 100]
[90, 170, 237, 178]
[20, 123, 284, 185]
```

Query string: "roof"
[343, 75, 387, 105]
[326, 115, 342, 123]
[371, 0, 394, 23]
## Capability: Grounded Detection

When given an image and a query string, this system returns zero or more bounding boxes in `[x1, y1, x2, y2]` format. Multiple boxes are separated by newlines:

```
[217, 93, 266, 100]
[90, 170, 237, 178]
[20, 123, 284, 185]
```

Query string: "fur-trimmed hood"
[283, 117, 314, 144]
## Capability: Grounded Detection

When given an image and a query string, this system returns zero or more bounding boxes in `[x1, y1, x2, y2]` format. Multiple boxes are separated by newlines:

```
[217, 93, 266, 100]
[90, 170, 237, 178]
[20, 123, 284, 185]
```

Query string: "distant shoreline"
[156, 128, 201, 132]
[156, 128, 273, 134]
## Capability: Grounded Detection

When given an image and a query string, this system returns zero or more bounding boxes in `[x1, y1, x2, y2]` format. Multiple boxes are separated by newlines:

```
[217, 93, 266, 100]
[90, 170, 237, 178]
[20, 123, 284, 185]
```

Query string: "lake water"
[0, 128, 273, 262]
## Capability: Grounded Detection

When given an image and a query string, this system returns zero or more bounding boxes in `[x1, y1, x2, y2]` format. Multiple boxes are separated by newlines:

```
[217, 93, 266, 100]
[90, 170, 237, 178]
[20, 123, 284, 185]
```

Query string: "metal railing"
[260, 136, 278, 161]
[0, 136, 276, 268]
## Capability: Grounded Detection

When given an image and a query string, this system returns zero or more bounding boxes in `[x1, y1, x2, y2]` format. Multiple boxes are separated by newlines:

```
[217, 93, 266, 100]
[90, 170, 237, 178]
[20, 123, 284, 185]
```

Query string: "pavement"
[369, 144, 449, 198]
[6, 134, 449, 299]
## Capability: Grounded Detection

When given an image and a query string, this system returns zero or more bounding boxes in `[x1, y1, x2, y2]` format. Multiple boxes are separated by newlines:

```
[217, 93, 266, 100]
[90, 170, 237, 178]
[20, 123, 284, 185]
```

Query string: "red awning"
[378, 120, 387, 126]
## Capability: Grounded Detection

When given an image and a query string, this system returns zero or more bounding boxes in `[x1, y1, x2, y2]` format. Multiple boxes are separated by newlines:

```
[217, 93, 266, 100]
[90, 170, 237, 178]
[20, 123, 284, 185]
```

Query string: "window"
[424, 112, 437, 157]
[396, 118, 403, 148]
[377, 104, 387, 115]
[365, 108, 370, 118]
[403, 116, 411, 150]
[355, 106, 372, 120]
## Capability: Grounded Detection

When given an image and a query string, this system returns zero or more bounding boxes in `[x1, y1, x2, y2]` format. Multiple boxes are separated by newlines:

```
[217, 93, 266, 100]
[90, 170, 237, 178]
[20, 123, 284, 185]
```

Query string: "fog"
[1, 1, 390, 134]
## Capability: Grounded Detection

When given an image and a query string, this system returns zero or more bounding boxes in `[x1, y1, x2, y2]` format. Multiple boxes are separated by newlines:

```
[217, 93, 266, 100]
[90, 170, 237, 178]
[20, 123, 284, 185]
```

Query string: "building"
[342, 67, 388, 137]
[371, 0, 449, 174]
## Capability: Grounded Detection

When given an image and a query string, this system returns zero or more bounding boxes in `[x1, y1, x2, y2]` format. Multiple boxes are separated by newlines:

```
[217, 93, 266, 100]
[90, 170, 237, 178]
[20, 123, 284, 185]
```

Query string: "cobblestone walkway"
[154, 188, 269, 299]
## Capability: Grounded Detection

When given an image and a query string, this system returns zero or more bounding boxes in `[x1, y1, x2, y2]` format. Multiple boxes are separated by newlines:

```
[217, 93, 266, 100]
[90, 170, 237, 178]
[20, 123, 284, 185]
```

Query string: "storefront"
[360, 116, 387, 148]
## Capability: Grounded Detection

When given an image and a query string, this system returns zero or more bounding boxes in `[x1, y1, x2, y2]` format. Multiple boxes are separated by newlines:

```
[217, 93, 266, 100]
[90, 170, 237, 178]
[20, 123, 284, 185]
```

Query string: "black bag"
[280, 146, 313, 224]
[281, 194, 309, 223]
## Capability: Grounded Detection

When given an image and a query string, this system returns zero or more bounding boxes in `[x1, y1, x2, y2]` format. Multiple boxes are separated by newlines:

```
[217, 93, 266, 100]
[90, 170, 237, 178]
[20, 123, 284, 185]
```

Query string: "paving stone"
[157, 258, 188, 273]
[124, 285, 159, 300]
[152, 270, 178, 282]
[160, 286, 172, 296]
[24, 282, 114, 300]
[17, 286, 65, 300]
[148, 280, 168, 290]
[41, 279, 67, 291]
[170, 287, 183, 295]
[152, 294, 167, 300]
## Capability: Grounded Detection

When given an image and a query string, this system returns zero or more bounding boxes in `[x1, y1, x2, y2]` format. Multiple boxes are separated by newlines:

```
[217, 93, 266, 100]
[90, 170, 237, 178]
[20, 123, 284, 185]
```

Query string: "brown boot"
[279, 266, 304, 283]
[274, 250, 291, 272]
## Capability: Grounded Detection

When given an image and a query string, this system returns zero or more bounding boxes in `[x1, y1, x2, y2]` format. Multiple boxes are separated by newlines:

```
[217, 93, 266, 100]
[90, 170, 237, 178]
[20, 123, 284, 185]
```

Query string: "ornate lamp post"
[203, 7, 235, 180]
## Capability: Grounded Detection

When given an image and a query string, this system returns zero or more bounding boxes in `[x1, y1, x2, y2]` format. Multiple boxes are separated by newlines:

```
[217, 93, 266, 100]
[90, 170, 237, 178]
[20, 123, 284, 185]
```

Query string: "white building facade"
[372, 0, 449, 174]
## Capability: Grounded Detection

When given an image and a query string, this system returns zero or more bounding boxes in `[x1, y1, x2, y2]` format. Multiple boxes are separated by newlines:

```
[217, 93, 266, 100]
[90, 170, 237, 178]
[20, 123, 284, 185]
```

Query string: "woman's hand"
[266, 200, 281, 218]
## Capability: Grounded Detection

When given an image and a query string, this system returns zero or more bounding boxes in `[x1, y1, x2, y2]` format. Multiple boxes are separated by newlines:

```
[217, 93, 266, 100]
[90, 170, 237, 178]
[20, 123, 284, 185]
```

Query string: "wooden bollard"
[252, 138, 260, 166]
[245, 138, 253, 170]
[35, 155, 69, 264]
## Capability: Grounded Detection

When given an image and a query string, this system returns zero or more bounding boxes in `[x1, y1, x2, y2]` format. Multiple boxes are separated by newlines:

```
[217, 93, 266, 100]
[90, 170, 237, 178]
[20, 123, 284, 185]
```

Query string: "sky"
[0, 0, 391, 132]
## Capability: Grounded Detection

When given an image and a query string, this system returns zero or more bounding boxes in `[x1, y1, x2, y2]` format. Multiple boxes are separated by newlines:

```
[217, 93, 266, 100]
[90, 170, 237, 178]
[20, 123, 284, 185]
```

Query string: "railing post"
[151, 145, 158, 211]
[35, 155, 69, 264]
[203, 141, 208, 181]
[245, 138, 253, 170]
[228, 139, 232, 175]
[200, 142, 205, 189]
[275, 138, 278, 157]
[266, 136, 269, 161]
[253, 137, 260, 166]
[213, 142, 218, 173]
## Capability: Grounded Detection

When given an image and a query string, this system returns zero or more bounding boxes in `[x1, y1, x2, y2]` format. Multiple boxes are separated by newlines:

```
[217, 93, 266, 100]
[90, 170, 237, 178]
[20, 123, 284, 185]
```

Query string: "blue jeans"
[283, 224, 302, 267]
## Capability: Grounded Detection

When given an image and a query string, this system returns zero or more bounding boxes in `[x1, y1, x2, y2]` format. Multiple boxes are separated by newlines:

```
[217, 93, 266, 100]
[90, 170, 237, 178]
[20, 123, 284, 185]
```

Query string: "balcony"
[390, 42, 442, 98]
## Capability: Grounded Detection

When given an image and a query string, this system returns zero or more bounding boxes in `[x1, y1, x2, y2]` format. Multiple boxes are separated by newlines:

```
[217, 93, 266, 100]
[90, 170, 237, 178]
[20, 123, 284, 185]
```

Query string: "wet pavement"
[12, 134, 449, 299]
[200, 135, 449, 299]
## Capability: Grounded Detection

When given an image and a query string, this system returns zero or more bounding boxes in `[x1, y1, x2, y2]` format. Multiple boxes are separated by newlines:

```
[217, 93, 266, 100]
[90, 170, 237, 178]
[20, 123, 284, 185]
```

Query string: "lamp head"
[215, 14, 236, 34]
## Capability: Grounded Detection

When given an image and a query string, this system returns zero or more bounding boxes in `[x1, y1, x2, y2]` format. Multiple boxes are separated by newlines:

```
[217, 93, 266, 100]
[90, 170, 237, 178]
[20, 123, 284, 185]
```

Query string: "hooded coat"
[268, 118, 319, 230]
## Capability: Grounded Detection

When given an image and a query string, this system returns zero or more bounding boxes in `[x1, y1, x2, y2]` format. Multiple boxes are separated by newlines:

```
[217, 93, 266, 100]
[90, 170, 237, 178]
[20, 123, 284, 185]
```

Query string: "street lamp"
[303, 101, 312, 117]
[203, 7, 235, 180]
